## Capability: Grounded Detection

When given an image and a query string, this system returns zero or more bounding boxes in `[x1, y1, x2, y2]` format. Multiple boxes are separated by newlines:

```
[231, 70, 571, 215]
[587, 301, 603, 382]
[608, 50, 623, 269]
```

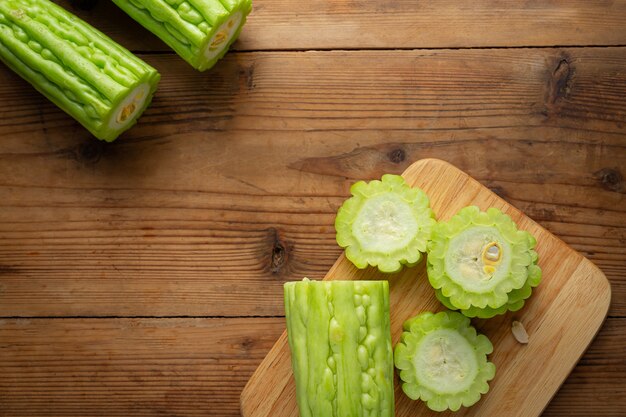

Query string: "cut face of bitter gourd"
[394, 311, 496, 412]
[0, 0, 160, 142]
[335, 174, 436, 273]
[427, 206, 541, 318]
[284, 279, 394, 417]
[112, 0, 252, 72]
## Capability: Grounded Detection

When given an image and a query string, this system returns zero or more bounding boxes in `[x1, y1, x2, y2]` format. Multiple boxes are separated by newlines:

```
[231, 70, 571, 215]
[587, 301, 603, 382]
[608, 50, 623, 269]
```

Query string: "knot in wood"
[387, 148, 406, 164]
[76, 140, 104, 164]
[594, 168, 624, 193]
[269, 228, 288, 274]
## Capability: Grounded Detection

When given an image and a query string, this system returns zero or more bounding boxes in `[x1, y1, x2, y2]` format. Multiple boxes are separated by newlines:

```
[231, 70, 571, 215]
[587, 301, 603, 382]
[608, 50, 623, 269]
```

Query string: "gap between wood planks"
[129, 44, 626, 56]
[2, 315, 625, 319]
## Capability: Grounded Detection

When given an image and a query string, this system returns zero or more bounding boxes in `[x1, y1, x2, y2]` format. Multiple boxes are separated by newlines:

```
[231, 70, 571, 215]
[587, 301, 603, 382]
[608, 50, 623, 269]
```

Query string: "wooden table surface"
[0, 1, 625, 416]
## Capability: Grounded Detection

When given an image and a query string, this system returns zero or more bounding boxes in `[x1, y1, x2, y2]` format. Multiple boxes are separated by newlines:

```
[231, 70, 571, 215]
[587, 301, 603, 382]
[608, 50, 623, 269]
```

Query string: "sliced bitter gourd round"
[335, 174, 436, 273]
[427, 206, 541, 317]
[394, 311, 496, 412]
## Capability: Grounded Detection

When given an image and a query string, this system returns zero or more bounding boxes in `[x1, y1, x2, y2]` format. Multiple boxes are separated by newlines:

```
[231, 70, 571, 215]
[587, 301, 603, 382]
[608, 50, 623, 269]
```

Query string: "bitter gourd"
[335, 174, 436, 273]
[284, 279, 394, 417]
[0, 0, 160, 142]
[394, 311, 496, 412]
[112, 0, 252, 72]
[427, 206, 542, 318]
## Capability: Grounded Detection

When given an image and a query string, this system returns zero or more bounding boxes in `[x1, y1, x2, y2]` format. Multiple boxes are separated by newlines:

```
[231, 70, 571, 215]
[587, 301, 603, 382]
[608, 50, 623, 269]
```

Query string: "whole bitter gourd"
[284, 279, 395, 417]
[0, 0, 160, 142]
[112, 0, 252, 71]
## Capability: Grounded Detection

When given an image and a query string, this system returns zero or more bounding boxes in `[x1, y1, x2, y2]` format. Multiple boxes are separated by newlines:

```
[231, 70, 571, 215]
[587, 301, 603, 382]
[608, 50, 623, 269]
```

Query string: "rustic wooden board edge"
[394, 159, 611, 329]
[244, 158, 612, 415]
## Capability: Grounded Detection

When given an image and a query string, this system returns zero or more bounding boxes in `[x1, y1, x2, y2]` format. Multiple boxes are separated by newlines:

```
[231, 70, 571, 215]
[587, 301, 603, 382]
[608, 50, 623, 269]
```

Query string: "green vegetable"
[335, 174, 436, 273]
[394, 311, 496, 412]
[112, 0, 252, 71]
[284, 279, 394, 417]
[0, 0, 160, 142]
[427, 206, 541, 318]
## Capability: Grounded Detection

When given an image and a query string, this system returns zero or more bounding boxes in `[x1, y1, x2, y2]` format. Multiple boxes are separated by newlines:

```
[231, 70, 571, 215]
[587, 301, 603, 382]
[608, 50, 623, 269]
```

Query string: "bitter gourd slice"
[394, 311, 496, 412]
[0, 0, 160, 141]
[427, 206, 541, 318]
[112, 0, 252, 72]
[284, 278, 394, 417]
[335, 174, 436, 273]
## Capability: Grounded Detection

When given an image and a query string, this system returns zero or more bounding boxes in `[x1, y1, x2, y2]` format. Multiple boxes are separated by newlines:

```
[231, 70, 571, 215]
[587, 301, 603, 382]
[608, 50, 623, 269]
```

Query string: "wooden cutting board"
[240, 158, 611, 417]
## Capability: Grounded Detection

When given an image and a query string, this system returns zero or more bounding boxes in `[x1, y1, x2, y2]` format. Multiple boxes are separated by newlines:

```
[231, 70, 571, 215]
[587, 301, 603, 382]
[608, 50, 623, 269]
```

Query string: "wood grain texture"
[0, 2, 624, 413]
[0, 317, 284, 416]
[53, 0, 626, 51]
[240, 158, 612, 417]
[0, 48, 624, 317]
[0, 316, 623, 416]
[3, 47, 626, 137]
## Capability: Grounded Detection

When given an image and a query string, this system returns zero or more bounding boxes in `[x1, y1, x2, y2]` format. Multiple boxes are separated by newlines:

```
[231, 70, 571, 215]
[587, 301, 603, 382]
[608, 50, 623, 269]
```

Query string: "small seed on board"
[512, 321, 529, 344]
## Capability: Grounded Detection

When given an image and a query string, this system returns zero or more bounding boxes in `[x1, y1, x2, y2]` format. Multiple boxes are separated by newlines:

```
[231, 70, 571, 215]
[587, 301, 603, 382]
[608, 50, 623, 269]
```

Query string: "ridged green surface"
[427, 206, 542, 318]
[284, 279, 394, 417]
[112, 0, 252, 71]
[335, 174, 436, 273]
[394, 311, 496, 412]
[0, 0, 160, 141]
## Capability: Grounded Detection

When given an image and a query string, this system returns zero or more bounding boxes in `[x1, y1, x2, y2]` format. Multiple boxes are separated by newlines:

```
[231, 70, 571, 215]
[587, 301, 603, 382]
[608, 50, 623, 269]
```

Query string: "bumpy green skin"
[0, 0, 160, 141]
[335, 174, 436, 273]
[113, 0, 252, 71]
[427, 206, 541, 318]
[284, 279, 394, 417]
[394, 311, 496, 412]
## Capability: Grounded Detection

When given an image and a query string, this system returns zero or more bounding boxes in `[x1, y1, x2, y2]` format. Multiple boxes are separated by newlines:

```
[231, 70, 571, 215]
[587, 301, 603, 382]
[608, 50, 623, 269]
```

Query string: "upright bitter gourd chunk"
[394, 311, 496, 412]
[335, 174, 436, 273]
[284, 279, 394, 417]
[427, 206, 542, 318]
[112, 0, 252, 71]
[0, 0, 160, 142]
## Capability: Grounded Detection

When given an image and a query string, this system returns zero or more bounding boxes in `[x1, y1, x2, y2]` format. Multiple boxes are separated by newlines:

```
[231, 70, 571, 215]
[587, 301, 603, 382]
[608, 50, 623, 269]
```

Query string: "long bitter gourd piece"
[284, 279, 394, 417]
[0, 0, 160, 142]
[335, 174, 436, 273]
[112, 0, 252, 72]
[427, 206, 542, 318]
[394, 311, 496, 412]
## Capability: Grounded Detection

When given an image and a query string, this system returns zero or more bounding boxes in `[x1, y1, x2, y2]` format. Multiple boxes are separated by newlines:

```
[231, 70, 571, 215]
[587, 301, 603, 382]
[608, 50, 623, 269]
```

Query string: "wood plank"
[3, 48, 625, 137]
[54, 0, 626, 51]
[0, 48, 624, 317]
[240, 158, 612, 417]
[0, 317, 284, 416]
[0, 317, 623, 416]
[542, 318, 626, 417]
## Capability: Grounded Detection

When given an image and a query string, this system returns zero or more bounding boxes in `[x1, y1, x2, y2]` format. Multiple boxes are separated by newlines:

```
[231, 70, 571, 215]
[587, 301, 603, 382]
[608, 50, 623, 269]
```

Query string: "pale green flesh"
[413, 329, 478, 395]
[204, 11, 243, 60]
[445, 226, 512, 293]
[352, 193, 418, 253]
